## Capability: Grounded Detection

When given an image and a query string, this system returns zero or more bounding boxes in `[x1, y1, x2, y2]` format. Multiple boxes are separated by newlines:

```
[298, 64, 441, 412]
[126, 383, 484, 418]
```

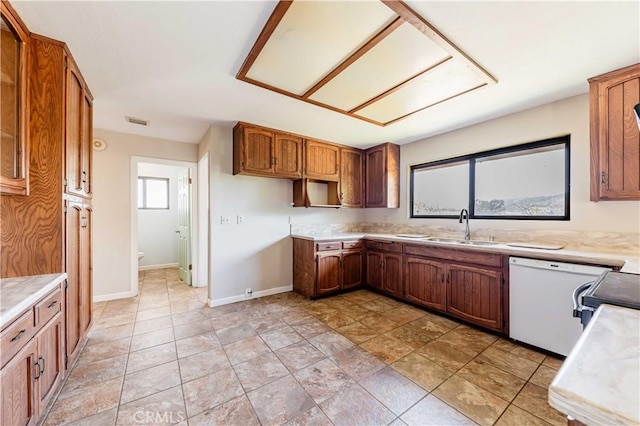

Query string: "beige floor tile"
[275, 340, 327, 372]
[408, 313, 460, 334]
[116, 385, 186, 425]
[360, 334, 414, 364]
[359, 366, 427, 415]
[385, 324, 435, 349]
[529, 365, 560, 389]
[175, 332, 220, 359]
[340, 304, 376, 321]
[492, 338, 546, 364]
[179, 346, 231, 382]
[294, 358, 354, 404]
[416, 340, 475, 372]
[130, 327, 174, 352]
[512, 383, 567, 426]
[319, 382, 396, 426]
[309, 330, 355, 357]
[182, 367, 244, 418]
[64, 407, 118, 426]
[433, 376, 509, 426]
[401, 394, 477, 426]
[495, 404, 553, 426]
[132, 315, 172, 335]
[261, 325, 304, 350]
[437, 326, 497, 357]
[62, 354, 127, 394]
[280, 308, 316, 325]
[78, 336, 131, 364]
[223, 335, 271, 365]
[284, 406, 333, 426]
[171, 309, 210, 326]
[173, 319, 214, 340]
[391, 352, 452, 391]
[381, 307, 426, 325]
[457, 359, 526, 401]
[136, 306, 171, 322]
[292, 319, 332, 339]
[542, 356, 564, 370]
[86, 323, 134, 345]
[120, 360, 181, 404]
[359, 314, 401, 334]
[330, 345, 387, 381]
[336, 321, 380, 343]
[126, 342, 177, 374]
[247, 375, 316, 425]
[188, 395, 260, 426]
[476, 346, 539, 381]
[93, 312, 137, 330]
[249, 314, 288, 334]
[216, 323, 257, 345]
[234, 352, 289, 392]
[318, 311, 357, 329]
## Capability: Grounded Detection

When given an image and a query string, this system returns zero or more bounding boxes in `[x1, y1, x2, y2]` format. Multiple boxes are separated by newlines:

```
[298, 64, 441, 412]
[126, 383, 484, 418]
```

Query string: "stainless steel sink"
[457, 240, 500, 246]
[425, 237, 460, 243]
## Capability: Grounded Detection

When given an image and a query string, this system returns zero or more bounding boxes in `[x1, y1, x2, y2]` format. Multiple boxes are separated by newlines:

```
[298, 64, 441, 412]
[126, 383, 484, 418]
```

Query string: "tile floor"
[43, 268, 567, 426]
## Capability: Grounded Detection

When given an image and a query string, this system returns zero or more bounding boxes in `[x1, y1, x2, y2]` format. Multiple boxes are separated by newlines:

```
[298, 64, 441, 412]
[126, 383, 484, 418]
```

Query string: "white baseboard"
[208, 285, 293, 307]
[93, 290, 138, 303]
[138, 262, 179, 271]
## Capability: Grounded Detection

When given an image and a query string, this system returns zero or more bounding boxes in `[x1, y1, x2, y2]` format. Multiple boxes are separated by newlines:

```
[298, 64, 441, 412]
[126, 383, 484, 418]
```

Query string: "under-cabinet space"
[292, 179, 341, 208]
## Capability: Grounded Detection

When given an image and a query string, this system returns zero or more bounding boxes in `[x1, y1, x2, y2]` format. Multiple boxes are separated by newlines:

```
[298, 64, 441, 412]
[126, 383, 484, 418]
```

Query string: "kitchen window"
[410, 135, 570, 220]
[138, 177, 170, 209]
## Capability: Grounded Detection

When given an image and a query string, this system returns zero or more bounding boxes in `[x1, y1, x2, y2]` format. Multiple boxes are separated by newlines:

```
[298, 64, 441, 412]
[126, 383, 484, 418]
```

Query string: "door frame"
[130, 157, 200, 295]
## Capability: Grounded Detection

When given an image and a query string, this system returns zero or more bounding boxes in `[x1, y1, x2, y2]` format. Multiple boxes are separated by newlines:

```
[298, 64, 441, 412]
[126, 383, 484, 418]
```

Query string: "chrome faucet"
[459, 208, 470, 240]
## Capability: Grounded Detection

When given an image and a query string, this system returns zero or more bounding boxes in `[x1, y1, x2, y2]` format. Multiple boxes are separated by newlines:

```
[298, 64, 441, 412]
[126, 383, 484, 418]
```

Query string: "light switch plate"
[220, 216, 231, 225]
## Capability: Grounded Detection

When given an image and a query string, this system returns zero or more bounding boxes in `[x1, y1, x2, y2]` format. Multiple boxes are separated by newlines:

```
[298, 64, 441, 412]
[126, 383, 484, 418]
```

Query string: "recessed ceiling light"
[125, 116, 150, 126]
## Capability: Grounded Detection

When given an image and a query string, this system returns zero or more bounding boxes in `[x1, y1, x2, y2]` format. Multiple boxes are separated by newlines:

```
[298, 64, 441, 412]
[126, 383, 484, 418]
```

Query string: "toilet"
[137, 251, 144, 261]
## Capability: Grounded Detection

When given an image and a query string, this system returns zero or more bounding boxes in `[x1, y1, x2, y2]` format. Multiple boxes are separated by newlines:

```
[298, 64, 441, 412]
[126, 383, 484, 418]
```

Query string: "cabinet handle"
[34, 361, 41, 380]
[601, 171, 607, 185]
[82, 170, 87, 184]
[47, 300, 58, 309]
[81, 216, 88, 228]
[10, 329, 25, 342]
[40, 356, 45, 375]
[446, 274, 450, 284]
[441, 273, 444, 283]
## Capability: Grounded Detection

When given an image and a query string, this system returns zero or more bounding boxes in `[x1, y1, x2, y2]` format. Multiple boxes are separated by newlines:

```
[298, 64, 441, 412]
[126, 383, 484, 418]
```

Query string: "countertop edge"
[0, 273, 68, 329]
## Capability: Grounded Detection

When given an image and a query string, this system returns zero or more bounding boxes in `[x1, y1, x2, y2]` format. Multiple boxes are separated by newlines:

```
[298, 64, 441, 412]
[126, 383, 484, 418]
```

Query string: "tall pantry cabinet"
[0, 33, 94, 370]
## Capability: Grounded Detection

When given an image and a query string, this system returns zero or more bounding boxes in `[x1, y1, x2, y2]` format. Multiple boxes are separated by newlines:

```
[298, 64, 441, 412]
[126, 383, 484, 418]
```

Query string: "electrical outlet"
[245, 288, 253, 298]
[237, 215, 244, 224]
[220, 216, 231, 225]
[384, 215, 390, 222]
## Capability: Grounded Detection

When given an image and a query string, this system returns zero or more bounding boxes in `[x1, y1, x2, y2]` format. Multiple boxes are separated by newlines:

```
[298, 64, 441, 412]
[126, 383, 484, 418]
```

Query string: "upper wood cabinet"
[339, 148, 364, 208]
[589, 63, 640, 201]
[304, 139, 340, 181]
[365, 142, 400, 208]
[0, 1, 29, 195]
[233, 122, 302, 179]
[65, 56, 93, 199]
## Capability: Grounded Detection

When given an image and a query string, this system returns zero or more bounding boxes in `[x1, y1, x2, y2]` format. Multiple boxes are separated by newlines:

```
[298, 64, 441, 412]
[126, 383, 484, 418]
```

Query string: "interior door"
[178, 169, 191, 285]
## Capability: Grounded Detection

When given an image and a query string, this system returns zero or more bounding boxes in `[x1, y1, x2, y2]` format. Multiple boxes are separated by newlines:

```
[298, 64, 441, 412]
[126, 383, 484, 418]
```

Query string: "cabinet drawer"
[381, 241, 403, 253]
[342, 241, 362, 249]
[405, 244, 503, 268]
[365, 240, 382, 250]
[316, 242, 341, 252]
[35, 287, 62, 328]
[1, 310, 36, 367]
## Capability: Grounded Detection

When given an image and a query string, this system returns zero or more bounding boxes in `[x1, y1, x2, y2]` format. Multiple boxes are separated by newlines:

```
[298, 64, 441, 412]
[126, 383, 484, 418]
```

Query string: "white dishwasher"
[509, 257, 610, 356]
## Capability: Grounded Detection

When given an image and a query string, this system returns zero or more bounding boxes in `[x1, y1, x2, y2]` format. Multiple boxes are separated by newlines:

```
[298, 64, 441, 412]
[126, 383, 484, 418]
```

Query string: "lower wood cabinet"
[404, 257, 446, 311]
[447, 264, 502, 331]
[365, 240, 403, 298]
[293, 238, 362, 298]
[0, 283, 65, 426]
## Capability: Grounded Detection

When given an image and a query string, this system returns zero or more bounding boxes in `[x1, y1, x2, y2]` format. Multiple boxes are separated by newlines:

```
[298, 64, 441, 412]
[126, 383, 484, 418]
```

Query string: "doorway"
[130, 157, 203, 296]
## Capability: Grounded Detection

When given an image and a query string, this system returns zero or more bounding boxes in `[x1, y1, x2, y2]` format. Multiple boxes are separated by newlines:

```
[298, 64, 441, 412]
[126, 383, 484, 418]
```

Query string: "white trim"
[93, 290, 138, 303]
[138, 262, 179, 271]
[208, 285, 293, 307]
[196, 153, 209, 288]
[131, 156, 198, 298]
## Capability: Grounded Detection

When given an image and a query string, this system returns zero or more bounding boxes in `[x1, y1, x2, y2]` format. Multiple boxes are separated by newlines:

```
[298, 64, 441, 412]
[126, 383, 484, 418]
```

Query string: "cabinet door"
[305, 140, 340, 181]
[0, 339, 37, 426]
[240, 127, 275, 176]
[316, 252, 341, 295]
[365, 251, 383, 290]
[0, 3, 29, 195]
[65, 59, 84, 197]
[340, 148, 364, 208]
[446, 264, 502, 331]
[365, 143, 400, 208]
[405, 257, 446, 311]
[590, 65, 640, 200]
[35, 315, 63, 412]
[274, 133, 302, 178]
[79, 206, 92, 336]
[382, 253, 403, 298]
[65, 202, 82, 362]
[81, 93, 93, 197]
[341, 249, 362, 290]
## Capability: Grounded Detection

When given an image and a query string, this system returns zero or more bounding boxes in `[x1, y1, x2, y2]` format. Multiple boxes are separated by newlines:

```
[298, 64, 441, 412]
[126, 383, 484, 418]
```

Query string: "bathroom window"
[138, 177, 169, 209]
[410, 135, 570, 220]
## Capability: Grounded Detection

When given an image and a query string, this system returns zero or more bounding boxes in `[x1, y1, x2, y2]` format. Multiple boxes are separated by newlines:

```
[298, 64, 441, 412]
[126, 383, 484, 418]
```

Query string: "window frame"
[409, 135, 571, 221]
[138, 176, 170, 210]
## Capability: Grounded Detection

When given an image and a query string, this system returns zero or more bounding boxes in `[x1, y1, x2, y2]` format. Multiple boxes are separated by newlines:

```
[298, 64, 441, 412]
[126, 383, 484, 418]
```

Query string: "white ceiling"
[11, 1, 640, 148]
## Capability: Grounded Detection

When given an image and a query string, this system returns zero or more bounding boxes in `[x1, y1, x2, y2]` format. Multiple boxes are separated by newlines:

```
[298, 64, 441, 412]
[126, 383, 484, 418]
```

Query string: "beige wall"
[199, 125, 363, 303]
[365, 94, 640, 235]
[93, 129, 198, 300]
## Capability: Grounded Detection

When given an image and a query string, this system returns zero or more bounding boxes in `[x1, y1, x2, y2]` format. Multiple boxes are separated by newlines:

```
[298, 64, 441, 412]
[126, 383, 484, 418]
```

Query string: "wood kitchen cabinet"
[405, 257, 447, 311]
[293, 238, 362, 298]
[589, 63, 640, 201]
[365, 142, 400, 208]
[365, 240, 403, 298]
[65, 57, 93, 199]
[339, 147, 364, 208]
[304, 139, 340, 181]
[0, 1, 29, 195]
[447, 264, 502, 331]
[0, 282, 65, 425]
[233, 123, 303, 179]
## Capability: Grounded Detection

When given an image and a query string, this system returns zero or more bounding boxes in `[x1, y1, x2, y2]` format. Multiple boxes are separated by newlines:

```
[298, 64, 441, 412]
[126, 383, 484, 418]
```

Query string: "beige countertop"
[549, 304, 640, 426]
[290, 232, 639, 274]
[0, 273, 67, 329]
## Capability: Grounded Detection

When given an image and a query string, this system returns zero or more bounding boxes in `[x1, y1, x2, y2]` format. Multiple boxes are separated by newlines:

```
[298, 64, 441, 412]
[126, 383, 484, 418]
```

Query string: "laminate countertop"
[290, 233, 640, 274]
[549, 304, 640, 425]
[0, 273, 67, 329]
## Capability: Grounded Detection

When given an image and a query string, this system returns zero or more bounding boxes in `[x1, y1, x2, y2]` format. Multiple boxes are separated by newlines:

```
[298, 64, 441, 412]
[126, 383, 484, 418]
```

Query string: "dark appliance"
[573, 271, 640, 328]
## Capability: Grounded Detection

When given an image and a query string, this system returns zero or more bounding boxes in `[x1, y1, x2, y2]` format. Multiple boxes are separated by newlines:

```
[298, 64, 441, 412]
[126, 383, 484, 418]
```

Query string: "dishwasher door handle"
[572, 281, 594, 318]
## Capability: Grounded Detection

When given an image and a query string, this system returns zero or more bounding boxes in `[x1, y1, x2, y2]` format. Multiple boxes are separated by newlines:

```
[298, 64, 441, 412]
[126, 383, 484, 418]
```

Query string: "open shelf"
[292, 179, 342, 208]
